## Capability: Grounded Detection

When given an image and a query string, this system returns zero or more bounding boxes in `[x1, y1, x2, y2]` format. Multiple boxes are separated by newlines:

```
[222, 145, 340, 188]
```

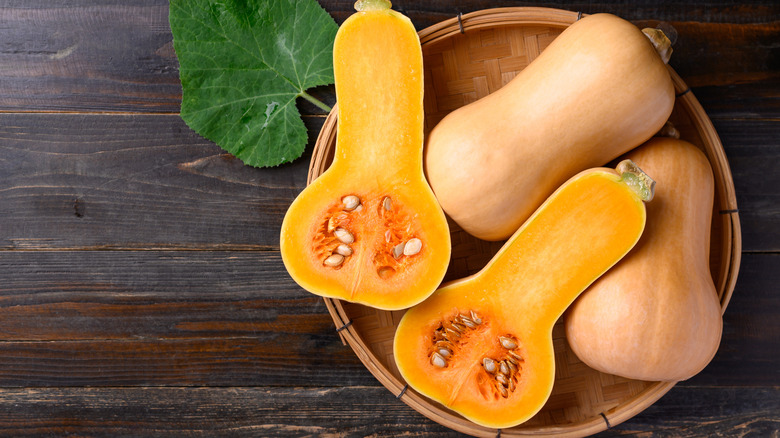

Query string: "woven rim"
[309, 7, 741, 437]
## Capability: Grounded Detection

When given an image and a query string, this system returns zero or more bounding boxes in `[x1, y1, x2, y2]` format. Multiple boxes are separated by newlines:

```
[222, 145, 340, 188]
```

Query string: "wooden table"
[0, 1, 777, 436]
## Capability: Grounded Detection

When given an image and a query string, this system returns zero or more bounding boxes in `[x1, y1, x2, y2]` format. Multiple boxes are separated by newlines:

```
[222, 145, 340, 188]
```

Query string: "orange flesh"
[279, 6, 450, 311]
[395, 168, 647, 428]
[333, 8, 424, 173]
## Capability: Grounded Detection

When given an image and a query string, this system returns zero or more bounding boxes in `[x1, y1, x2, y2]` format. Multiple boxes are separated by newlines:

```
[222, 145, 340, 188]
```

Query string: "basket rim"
[310, 6, 741, 437]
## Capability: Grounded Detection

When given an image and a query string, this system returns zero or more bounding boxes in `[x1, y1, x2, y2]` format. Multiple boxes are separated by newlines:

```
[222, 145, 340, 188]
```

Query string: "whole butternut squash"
[424, 13, 674, 241]
[565, 137, 723, 381]
[394, 160, 654, 428]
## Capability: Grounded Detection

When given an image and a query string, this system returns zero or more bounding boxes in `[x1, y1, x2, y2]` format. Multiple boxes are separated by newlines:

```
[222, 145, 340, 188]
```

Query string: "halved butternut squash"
[394, 161, 653, 428]
[565, 137, 723, 381]
[280, 0, 450, 310]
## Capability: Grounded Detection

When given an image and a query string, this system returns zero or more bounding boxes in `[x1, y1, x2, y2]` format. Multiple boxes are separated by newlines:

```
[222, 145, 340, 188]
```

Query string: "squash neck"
[478, 169, 647, 329]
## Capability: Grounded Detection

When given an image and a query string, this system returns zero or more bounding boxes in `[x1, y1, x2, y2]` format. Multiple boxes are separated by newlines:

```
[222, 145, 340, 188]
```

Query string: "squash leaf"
[170, 0, 338, 167]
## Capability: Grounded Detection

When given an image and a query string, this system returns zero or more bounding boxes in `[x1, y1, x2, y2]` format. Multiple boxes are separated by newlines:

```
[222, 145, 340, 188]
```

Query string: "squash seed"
[483, 357, 497, 373]
[342, 195, 360, 211]
[444, 328, 460, 339]
[496, 373, 509, 386]
[392, 242, 405, 259]
[431, 352, 447, 368]
[383, 196, 392, 211]
[323, 254, 344, 267]
[499, 336, 518, 350]
[508, 377, 516, 392]
[508, 350, 524, 362]
[451, 322, 466, 333]
[334, 228, 354, 244]
[498, 384, 508, 398]
[335, 244, 353, 257]
[403, 238, 422, 256]
[438, 347, 451, 357]
[458, 315, 477, 328]
[499, 361, 510, 376]
[470, 310, 482, 324]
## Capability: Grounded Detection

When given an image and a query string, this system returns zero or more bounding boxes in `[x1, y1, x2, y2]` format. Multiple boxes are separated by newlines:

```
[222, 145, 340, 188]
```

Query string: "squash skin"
[565, 137, 723, 381]
[394, 163, 650, 428]
[280, 4, 450, 310]
[424, 13, 674, 241]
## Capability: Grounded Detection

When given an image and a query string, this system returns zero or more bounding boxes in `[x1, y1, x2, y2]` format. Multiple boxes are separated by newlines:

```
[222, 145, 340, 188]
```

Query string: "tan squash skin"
[565, 137, 723, 382]
[394, 161, 652, 429]
[424, 13, 674, 241]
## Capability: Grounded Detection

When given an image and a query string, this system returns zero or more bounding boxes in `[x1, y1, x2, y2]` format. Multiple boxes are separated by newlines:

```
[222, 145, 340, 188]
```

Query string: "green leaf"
[170, 0, 338, 167]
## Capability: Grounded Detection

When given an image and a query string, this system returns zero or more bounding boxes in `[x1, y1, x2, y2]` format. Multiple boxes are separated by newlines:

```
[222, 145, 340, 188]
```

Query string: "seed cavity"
[334, 228, 354, 244]
[403, 238, 422, 256]
[342, 195, 360, 211]
[323, 254, 344, 267]
[480, 333, 525, 400]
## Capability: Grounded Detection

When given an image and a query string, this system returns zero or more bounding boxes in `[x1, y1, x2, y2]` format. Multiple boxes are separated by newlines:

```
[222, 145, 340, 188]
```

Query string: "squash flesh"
[280, 4, 450, 311]
[395, 165, 649, 428]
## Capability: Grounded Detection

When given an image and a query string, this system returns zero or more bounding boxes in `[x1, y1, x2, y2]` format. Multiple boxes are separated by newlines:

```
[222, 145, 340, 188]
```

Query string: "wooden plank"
[0, 2, 775, 118]
[0, 251, 774, 387]
[711, 119, 780, 253]
[0, 385, 774, 436]
[685, 253, 780, 387]
[0, 113, 319, 250]
[1, 114, 776, 251]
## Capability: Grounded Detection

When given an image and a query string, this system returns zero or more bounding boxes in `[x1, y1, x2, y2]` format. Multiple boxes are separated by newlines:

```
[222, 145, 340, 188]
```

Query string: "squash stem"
[654, 120, 680, 139]
[617, 159, 656, 202]
[642, 28, 673, 64]
[354, 0, 392, 11]
[299, 90, 332, 113]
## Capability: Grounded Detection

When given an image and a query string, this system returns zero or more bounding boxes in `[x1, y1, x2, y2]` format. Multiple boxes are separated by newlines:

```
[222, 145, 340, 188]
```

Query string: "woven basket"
[308, 7, 741, 437]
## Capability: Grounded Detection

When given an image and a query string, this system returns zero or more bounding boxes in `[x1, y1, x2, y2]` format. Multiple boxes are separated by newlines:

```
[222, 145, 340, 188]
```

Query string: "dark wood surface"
[0, 1, 777, 436]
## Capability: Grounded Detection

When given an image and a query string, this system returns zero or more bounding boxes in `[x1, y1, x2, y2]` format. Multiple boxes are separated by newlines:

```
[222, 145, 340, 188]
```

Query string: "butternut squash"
[424, 13, 675, 241]
[280, 0, 451, 310]
[394, 160, 653, 428]
[565, 137, 723, 381]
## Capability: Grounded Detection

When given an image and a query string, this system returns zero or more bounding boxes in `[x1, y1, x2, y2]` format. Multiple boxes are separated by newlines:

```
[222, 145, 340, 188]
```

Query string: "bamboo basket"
[308, 7, 741, 437]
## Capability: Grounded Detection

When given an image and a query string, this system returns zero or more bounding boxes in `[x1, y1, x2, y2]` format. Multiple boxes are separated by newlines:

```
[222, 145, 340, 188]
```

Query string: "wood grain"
[0, 251, 773, 387]
[0, 0, 776, 436]
[0, 386, 774, 437]
[0, 2, 776, 118]
[0, 113, 324, 250]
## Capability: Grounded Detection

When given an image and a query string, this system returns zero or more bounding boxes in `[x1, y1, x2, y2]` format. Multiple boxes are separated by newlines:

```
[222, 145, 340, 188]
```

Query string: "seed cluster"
[429, 311, 483, 368]
[482, 335, 524, 399]
[317, 194, 423, 275]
